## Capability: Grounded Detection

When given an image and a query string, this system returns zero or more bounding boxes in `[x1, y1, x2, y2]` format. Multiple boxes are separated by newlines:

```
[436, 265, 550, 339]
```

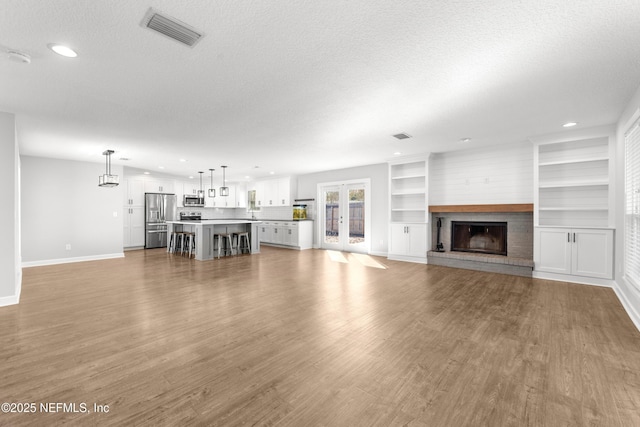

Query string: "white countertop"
[167, 219, 262, 225]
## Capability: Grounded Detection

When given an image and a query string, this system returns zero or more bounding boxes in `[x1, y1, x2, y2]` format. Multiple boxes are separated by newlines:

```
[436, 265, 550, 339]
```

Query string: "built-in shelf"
[532, 128, 614, 228]
[391, 174, 426, 180]
[538, 181, 608, 188]
[538, 156, 609, 167]
[429, 203, 534, 213]
[389, 158, 428, 224]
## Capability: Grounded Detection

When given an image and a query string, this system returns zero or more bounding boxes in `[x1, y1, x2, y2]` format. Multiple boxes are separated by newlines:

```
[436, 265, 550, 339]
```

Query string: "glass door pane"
[347, 185, 366, 251]
[323, 186, 342, 249]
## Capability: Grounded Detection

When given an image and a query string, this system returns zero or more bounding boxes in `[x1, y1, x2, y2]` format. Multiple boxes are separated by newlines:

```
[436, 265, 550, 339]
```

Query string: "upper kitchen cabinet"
[123, 178, 145, 206]
[255, 177, 296, 207]
[212, 185, 236, 208]
[235, 182, 247, 208]
[531, 125, 615, 228]
[183, 181, 203, 196]
[144, 178, 174, 194]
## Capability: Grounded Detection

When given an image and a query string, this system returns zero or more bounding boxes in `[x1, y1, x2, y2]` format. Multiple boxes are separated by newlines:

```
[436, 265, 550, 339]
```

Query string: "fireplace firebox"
[451, 221, 507, 256]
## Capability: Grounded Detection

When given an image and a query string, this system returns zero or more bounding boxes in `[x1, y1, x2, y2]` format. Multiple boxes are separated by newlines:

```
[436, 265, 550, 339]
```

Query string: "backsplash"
[176, 206, 294, 221]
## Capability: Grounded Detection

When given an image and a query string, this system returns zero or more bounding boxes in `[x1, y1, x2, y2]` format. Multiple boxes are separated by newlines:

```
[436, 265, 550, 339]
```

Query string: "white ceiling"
[2, 0, 640, 181]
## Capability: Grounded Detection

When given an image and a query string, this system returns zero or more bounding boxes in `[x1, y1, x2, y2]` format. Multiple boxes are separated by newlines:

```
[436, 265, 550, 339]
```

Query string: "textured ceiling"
[1, 0, 640, 180]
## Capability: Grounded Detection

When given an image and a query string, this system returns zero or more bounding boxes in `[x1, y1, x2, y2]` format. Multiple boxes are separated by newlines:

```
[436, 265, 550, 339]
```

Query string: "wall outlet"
[65, 244, 71, 251]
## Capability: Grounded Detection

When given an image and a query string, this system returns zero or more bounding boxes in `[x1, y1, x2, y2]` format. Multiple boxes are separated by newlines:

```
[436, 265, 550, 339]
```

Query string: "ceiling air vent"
[141, 8, 204, 47]
[392, 133, 412, 140]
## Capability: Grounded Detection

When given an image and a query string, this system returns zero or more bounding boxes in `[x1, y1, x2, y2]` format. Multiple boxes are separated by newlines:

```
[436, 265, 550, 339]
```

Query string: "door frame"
[317, 178, 371, 254]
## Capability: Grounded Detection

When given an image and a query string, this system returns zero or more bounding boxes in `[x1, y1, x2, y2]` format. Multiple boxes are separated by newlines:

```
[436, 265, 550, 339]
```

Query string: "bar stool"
[182, 232, 196, 258]
[172, 231, 186, 254]
[215, 233, 234, 258]
[234, 231, 251, 254]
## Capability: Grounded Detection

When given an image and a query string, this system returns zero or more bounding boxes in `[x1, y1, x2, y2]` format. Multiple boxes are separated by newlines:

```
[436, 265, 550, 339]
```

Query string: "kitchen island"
[167, 220, 261, 261]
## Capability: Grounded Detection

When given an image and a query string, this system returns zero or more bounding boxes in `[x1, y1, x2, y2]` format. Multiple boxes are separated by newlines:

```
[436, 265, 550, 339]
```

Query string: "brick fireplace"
[428, 204, 534, 277]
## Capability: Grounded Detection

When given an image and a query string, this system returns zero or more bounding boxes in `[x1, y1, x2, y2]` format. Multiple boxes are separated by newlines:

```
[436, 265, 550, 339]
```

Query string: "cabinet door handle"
[573, 233, 576, 243]
[567, 232, 570, 242]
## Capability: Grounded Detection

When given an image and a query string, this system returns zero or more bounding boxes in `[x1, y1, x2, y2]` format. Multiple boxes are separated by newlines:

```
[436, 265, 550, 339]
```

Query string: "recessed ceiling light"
[392, 133, 412, 140]
[269, 171, 275, 175]
[393, 152, 402, 156]
[460, 138, 471, 143]
[47, 44, 77, 58]
[188, 176, 194, 179]
[563, 122, 578, 127]
[144, 171, 150, 175]
[179, 159, 187, 162]
[119, 157, 129, 161]
[245, 175, 250, 179]
[158, 166, 164, 169]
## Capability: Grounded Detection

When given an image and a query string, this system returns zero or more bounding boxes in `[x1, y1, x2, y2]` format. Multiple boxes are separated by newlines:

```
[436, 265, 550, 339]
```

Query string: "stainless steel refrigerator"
[145, 193, 177, 249]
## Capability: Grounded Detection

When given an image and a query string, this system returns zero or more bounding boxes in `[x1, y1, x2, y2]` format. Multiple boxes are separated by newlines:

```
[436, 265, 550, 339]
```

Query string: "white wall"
[21, 156, 124, 265]
[297, 163, 388, 255]
[0, 112, 21, 306]
[614, 83, 640, 329]
[430, 141, 533, 205]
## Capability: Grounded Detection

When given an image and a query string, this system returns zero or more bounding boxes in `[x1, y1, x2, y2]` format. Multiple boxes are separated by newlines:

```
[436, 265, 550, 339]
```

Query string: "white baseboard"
[387, 254, 428, 264]
[22, 253, 125, 268]
[532, 271, 614, 288]
[613, 281, 640, 333]
[369, 250, 387, 258]
[0, 294, 19, 307]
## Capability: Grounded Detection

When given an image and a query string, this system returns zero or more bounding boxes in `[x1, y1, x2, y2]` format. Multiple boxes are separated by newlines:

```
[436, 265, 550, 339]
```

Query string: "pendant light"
[98, 150, 119, 187]
[208, 168, 216, 197]
[197, 171, 204, 198]
[220, 165, 229, 196]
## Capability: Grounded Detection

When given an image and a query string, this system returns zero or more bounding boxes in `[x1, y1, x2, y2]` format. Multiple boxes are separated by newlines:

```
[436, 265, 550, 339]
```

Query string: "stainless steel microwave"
[183, 195, 205, 207]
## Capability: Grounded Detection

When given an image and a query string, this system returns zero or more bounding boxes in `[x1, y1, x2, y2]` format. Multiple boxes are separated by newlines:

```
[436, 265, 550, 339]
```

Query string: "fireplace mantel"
[429, 203, 533, 213]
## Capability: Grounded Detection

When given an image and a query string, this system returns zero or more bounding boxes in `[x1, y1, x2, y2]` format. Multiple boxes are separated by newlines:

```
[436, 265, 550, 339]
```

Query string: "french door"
[319, 180, 370, 253]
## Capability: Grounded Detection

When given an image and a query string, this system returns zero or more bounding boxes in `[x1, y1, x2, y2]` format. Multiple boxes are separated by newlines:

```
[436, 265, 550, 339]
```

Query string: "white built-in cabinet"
[255, 177, 294, 207]
[123, 206, 145, 247]
[123, 178, 145, 207]
[534, 227, 613, 279]
[531, 126, 615, 284]
[388, 156, 429, 263]
[122, 178, 146, 248]
[144, 179, 174, 194]
[389, 223, 427, 260]
[259, 221, 313, 249]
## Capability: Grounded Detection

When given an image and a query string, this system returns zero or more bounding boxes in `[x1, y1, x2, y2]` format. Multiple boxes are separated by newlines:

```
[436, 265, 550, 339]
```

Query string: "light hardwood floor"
[1, 247, 640, 426]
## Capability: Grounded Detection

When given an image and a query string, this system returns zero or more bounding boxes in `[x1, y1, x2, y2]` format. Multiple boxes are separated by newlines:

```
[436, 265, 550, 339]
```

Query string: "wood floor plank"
[1, 247, 639, 426]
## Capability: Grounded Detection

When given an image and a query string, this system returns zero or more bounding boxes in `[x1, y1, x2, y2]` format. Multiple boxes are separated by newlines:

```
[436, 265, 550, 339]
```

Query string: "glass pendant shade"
[208, 168, 216, 197]
[220, 165, 229, 196]
[197, 171, 204, 198]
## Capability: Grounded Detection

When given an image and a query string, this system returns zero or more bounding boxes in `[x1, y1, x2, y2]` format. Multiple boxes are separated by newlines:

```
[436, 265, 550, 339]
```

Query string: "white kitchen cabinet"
[123, 206, 145, 248]
[259, 221, 273, 243]
[144, 179, 174, 194]
[259, 220, 313, 249]
[235, 183, 247, 208]
[271, 222, 285, 244]
[212, 185, 237, 208]
[534, 227, 614, 280]
[388, 223, 427, 263]
[183, 181, 203, 196]
[123, 178, 145, 207]
[254, 177, 295, 207]
[254, 181, 265, 207]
